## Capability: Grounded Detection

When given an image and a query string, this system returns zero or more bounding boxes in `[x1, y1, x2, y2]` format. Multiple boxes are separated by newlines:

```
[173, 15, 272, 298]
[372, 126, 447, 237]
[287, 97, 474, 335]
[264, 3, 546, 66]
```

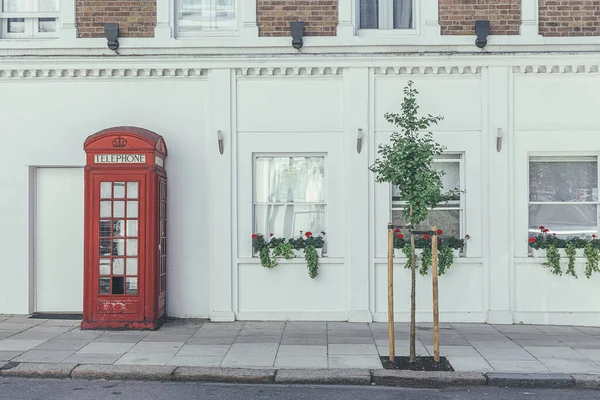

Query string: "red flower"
[451, 229, 455, 233]
[321, 231, 326, 235]
[539, 225, 545, 230]
[305, 231, 313, 238]
[437, 229, 443, 235]
[269, 233, 274, 237]
[529, 237, 536, 243]
[593, 234, 597, 239]
[300, 230, 303, 234]
[543, 229, 549, 233]
[251, 234, 258, 239]
[465, 234, 471, 240]
[553, 233, 556, 236]
[423, 234, 430, 240]
[394, 228, 400, 233]
[397, 234, 404, 239]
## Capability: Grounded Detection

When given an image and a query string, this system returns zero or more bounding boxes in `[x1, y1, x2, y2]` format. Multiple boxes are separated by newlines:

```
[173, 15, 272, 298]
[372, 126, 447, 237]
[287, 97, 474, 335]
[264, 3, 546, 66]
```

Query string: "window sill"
[237, 257, 344, 264]
[357, 28, 420, 37]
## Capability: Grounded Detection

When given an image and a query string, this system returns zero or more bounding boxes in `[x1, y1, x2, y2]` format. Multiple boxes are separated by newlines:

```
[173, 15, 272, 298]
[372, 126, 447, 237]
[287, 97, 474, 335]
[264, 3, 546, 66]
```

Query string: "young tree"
[369, 80, 445, 362]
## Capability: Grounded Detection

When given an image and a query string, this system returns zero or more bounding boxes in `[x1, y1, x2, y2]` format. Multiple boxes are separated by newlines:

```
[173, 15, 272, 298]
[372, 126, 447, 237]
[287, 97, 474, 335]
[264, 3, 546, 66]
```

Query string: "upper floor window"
[177, 0, 237, 37]
[1, 0, 58, 38]
[360, 0, 413, 30]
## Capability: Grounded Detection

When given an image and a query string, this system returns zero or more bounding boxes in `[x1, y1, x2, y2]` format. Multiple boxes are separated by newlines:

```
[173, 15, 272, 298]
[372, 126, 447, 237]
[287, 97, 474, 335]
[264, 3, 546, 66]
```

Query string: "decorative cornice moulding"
[235, 67, 343, 76]
[374, 66, 482, 75]
[513, 65, 600, 74]
[0, 67, 208, 79]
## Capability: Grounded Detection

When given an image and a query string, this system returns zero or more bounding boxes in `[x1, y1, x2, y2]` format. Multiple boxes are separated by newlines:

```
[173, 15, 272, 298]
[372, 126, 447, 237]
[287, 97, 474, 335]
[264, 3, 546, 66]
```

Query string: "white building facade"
[2, 0, 600, 326]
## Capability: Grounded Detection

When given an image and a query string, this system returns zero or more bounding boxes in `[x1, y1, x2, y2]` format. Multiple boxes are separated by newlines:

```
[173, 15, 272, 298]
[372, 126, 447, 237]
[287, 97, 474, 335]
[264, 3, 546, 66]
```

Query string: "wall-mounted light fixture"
[217, 130, 224, 155]
[104, 23, 120, 51]
[357, 128, 364, 154]
[290, 21, 305, 50]
[475, 20, 490, 49]
[496, 127, 503, 152]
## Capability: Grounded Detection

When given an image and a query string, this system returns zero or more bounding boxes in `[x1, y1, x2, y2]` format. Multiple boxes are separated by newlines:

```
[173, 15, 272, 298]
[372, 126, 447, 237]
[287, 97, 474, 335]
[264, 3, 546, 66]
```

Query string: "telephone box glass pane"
[127, 182, 138, 199]
[112, 220, 125, 237]
[113, 258, 124, 275]
[126, 239, 138, 256]
[100, 201, 112, 218]
[112, 239, 125, 256]
[127, 201, 138, 218]
[126, 220, 138, 237]
[113, 201, 125, 218]
[100, 182, 112, 198]
[111, 277, 124, 294]
[100, 239, 111, 256]
[114, 182, 125, 198]
[126, 258, 138, 275]
[99, 220, 111, 237]
[99, 277, 110, 294]
[126, 277, 138, 295]
[99, 258, 111, 275]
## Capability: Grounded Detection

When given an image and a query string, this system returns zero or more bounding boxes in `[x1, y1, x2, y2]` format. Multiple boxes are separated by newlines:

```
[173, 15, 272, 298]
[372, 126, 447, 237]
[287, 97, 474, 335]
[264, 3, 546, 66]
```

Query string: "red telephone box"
[82, 126, 167, 330]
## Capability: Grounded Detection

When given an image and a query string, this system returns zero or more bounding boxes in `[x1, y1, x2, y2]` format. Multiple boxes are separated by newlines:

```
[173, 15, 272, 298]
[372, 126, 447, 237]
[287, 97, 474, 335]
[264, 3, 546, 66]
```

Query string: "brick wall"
[257, 0, 337, 37]
[539, 0, 600, 36]
[76, 0, 156, 38]
[439, 0, 521, 35]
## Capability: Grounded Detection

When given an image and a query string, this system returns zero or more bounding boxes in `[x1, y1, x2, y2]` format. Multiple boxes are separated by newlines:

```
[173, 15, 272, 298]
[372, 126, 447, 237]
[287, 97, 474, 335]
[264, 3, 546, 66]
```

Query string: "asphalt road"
[1, 378, 600, 400]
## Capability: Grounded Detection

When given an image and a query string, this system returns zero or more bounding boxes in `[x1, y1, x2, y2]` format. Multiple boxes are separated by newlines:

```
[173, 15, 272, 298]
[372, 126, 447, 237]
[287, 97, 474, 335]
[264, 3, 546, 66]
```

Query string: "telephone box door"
[92, 175, 146, 321]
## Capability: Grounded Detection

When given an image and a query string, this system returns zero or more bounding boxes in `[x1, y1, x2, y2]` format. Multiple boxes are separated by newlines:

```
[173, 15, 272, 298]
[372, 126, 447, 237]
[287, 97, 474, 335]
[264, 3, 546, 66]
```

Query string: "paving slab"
[274, 356, 328, 369]
[178, 345, 231, 357]
[446, 356, 493, 372]
[0, 339, 47, 351]
[486, 359, 550, 373]
[62, 353, 122, 365]
[72, 364, 176, 380]
[277, 345, 327, 357]
[0, 362, 77, 378]
[12, 349, 75, 363]
[234, 335, 283, 344]
[172, 367, 275, 383]
[128, 342, 184, 354]
[115, 352, 175, 365]
[167, 355, 224, 367]
[221, 353, 276, 368]
[328, 355, 382, 369]
[35, 339, 90, 351]
[276, 369, 371, 385]
[77, 342, 135, 354]
[328, 344, 378, 355]
[0, 351, 23, 361]
[142, 334, 193, 343]
[187, 336, 236, 345]
[485, 372, 574, 388]
[372, 370, 486, 388]
[525, 346, 588, 360]
[538, 357, 600, 373]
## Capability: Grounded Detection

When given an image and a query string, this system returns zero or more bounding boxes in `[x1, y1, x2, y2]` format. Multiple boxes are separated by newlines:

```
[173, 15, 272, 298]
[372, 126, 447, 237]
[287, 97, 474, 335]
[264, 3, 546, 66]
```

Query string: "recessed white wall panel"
[237, 78, 343, 132]
[375, 77, 482, 132]
[514, 75, 600, 131]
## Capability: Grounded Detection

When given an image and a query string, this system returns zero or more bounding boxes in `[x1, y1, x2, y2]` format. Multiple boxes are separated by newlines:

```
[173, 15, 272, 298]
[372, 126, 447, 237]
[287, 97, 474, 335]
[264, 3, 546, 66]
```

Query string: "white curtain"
[360, 0, 412, 29]
[393, 0, 412, 29]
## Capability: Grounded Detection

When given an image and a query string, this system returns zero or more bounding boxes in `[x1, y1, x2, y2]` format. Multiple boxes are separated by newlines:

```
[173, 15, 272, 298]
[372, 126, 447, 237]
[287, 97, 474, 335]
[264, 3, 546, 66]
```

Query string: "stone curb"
[485, 372, 574, 388]
[275, 369, 371, 385]
[71, 364, 176, 381]
[172, 367, 275, 383]
[372, 370, 486, 388]
[1, 363, 599, 390]
[0, 362, 77, 379]
[571, 374, 600, 389]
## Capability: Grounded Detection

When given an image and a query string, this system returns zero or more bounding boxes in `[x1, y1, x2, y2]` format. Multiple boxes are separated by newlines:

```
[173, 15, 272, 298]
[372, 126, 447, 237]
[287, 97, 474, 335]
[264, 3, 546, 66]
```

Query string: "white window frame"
[527, 155, 600, 238]
[391, 153, 466, 241]
[175, 0, 240, 38]
[0, 0, 59, 39]
[252, 154, 327, 239]
[357, 0, 420, 36]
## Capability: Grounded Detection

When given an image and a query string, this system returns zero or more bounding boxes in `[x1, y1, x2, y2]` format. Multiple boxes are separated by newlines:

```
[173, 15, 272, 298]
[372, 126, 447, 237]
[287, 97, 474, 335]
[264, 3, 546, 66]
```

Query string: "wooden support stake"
[431, 226, 440, 363]
[387, 223, 395, 362]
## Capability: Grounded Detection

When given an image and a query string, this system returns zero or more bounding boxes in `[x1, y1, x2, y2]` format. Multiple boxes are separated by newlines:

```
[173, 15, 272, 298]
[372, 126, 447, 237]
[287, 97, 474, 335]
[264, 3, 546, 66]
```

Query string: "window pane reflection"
[529, 204, 597, 238]
[99, 258, 110, 275]
[127, 201, 138, 218]
[100, 182, 112, 199]
[112, 239, 125, 256]
[99, 277, 110, 294]
[530, 158, 598, 202]
[126, 239, 138, 256]
[113, 182, 125, 198]
[112, 258, 124, 275]
[254, 204, 326, 238]
[100, 201, 111, 218]
[112, 220, 125, 237]
[126, 258, 138, 275]
[114, 201, 125, 218]
[255, 157, 325, 203]
[126, 277, 138, 295]
[393, 210, 460, 237]
[126, 220, 138, 237]
[127, 182, 138, 199]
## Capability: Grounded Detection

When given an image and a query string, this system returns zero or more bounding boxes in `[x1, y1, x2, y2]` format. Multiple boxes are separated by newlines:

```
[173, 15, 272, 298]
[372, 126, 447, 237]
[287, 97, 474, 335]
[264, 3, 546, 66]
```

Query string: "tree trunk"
[409, 205, 416, 362]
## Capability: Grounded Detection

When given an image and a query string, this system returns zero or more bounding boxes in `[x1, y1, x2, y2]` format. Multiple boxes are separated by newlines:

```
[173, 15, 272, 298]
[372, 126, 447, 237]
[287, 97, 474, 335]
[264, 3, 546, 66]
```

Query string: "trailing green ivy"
[542, 245, 562, 276]
[259, 247, 277, 269]
[565, 242, 577, 278]
[438, 245, 454, 275]
[584, 242, 599, 279]
[304, 245, 319, 279]
[420, 247, 432, 276]
[272, 242, 295, 260]
[402, 243, 412, 270]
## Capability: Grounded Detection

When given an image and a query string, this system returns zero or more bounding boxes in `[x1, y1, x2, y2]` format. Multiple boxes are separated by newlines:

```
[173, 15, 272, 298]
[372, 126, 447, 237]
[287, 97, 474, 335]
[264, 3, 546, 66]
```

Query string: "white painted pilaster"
[208, 69, 235, 322]
[422, 0, 440, 38]
[241, 0, 259, 38]
[155, 0, 174, 39]
[346, 67, 372, 322]
[520, 0, 539, 38]
[58, 0, 77, 39]
[486, 66, 513, 325]
[337, 0, 356, 38]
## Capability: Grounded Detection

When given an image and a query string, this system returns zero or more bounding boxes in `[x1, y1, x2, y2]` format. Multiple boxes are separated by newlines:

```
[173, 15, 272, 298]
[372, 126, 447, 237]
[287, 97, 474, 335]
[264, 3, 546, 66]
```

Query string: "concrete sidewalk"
[1, 315, 600, 376]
